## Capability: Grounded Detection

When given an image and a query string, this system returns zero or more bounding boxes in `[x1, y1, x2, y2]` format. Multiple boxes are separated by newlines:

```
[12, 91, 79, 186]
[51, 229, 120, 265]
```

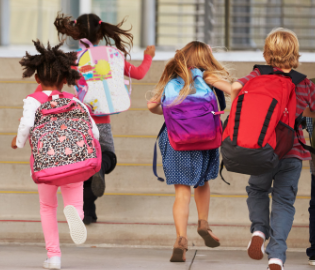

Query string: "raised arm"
[204, 75, 232, 95]
[124, 46, 155, 80]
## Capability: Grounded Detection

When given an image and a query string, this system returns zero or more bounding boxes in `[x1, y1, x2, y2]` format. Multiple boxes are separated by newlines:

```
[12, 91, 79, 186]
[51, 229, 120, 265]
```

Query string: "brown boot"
[170, 236, 188, 262]
[197, 219, 220, 248]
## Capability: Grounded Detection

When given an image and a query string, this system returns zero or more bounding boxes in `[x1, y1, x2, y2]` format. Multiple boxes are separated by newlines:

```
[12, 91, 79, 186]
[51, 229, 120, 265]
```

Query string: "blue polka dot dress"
[158, 127, 220, 187]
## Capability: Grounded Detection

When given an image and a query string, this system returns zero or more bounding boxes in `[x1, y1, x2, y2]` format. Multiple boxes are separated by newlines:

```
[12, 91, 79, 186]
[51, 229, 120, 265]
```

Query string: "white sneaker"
[309, 256, 315, 266]
[43, 256, 61, 269]
[267, 258, 284, 270]
[247, 231, 265, 260]
[63, 205, 87, 245]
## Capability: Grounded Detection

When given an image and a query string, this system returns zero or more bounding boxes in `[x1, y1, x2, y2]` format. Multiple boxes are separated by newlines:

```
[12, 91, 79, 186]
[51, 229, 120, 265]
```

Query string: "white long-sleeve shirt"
[16, 91, 99, 148]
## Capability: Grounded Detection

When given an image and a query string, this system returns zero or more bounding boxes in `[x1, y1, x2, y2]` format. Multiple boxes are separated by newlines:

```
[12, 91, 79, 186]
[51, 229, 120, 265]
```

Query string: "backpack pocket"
[34, 128, 95, 172]
[274, 121, 294, 159]
[168, 105, 217, 144]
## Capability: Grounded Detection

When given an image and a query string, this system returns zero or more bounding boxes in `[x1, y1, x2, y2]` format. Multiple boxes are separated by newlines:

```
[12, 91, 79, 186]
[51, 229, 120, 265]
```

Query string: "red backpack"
[221, 65, 306, 176]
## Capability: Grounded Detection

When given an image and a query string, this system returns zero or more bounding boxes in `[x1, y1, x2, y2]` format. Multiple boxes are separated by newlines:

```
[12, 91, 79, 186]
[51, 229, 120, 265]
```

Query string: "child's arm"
[231, 82, 244, 102]
[147, 98, 163, 115]
[13, 97, 39, 149]
[204, 76, 232, 95]
[303, 107, 315, 118]
[124, 45, 155, 80]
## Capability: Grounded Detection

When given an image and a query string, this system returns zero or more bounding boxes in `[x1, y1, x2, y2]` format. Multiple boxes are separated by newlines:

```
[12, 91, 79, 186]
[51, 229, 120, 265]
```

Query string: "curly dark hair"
[54, 13, 133, 57]
[19, 39, 81, 86]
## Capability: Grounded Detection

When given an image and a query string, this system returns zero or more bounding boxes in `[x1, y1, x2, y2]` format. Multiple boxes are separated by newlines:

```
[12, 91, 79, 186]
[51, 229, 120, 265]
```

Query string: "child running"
[148, 41, 232, 262]
[231, 28, 315, 270]
[11, 40, 100, 270]
[54, 13, 155, 224]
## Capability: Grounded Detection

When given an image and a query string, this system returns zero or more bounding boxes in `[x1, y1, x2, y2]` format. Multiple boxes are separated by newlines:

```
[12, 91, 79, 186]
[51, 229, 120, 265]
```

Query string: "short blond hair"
[263, 28, 300, 69]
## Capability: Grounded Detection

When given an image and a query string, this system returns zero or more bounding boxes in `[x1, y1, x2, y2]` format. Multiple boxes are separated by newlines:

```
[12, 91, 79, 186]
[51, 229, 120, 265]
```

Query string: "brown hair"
[54, 13, 133, 57]
[263, 28, 300, 69]
[19, 40, 80, 86]
[152, 41, 232, 104]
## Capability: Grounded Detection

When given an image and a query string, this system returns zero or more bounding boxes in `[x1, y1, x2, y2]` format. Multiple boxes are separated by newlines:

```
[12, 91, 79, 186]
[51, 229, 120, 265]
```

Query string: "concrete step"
[0, 134, 163, 164]
[2, 58, 315, 82]
[0, 217, 309, 248]
[0, 106, 229, 135]
[0, 108, 167, 135]
[0, 192, 310, 225]
[0, 82, 154, 108]
[0, 59, 165, 83]
[0, 162, 312, 196]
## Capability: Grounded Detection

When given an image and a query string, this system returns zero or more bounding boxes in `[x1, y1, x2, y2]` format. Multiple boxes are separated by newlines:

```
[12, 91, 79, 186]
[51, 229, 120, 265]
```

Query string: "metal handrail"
[155, 0, 315, 51]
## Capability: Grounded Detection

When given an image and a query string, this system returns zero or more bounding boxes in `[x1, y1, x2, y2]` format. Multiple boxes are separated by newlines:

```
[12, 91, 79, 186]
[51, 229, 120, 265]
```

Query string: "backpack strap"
[253, 65, 306, 86]
[289, 69, 307, 86]
[79, 38, 94, 49]
[152, 123, 167, 182]
[253, 65, 274, 75]
[28, 92, 50, 104]
[28, 91, 75, 104]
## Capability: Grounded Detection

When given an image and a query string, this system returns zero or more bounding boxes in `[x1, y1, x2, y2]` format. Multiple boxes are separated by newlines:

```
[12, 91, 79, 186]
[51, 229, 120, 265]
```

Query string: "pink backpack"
[28, 90, 101, 186]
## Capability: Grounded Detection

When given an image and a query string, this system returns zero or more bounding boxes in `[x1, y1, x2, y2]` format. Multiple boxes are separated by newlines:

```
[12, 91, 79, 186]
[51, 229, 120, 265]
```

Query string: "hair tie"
[99, 20, 102, 24]
[208, 45, 212, 53]
[74, 20, 77, 24]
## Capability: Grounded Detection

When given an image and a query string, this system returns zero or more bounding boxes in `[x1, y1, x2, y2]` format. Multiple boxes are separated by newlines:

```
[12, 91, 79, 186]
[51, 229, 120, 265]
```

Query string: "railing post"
[80, 0, 92, 14]
[140, 0, 156, 48]
[204, 0, 214, 45]
[61, 0, 80, 49]
[0, 0, 10, 46]
[225, 0, 230, 49]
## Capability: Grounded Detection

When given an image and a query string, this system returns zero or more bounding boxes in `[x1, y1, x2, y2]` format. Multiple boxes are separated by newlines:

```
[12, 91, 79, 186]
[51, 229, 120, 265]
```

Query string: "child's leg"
[266, 158, 302, 264]
[194, 181, 210, 220]
[173, 184, 191, 238]
[246, 172, 273, 238]
[83, 177, 98, 221]
[60, 182, 84, 219]
[307, 174, 315, 258]
[194, 181, 219, 241]
[37, 183, 60, 258]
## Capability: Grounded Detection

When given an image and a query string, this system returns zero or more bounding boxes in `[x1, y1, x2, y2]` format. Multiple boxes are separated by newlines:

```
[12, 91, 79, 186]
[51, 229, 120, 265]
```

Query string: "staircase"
[0, 58, 314, 248]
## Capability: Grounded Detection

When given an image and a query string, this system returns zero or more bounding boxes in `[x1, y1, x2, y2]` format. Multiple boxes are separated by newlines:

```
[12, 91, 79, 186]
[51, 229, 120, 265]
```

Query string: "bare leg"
[194, 181, 219, 242]
[173, 184, 191, 238]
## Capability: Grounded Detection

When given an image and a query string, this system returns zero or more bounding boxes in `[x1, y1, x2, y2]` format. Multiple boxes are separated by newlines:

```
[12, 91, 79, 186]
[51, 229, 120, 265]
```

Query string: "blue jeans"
[307, 174, 315, 258]
[246, 158, 302, 264]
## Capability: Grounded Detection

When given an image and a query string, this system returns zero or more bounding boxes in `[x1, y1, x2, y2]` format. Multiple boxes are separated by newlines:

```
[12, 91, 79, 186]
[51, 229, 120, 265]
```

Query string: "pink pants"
[37, 182, 84, 258]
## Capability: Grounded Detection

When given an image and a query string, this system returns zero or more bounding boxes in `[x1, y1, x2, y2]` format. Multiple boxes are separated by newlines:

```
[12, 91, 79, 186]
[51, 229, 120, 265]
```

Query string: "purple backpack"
[153, 69, 224, 185]
[162, 68, 223, 151]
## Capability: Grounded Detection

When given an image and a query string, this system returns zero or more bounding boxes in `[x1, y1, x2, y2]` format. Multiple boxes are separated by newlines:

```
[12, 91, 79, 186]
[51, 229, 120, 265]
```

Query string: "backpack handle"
[41, 100, 77, 115]
[79, 38, 94, 49]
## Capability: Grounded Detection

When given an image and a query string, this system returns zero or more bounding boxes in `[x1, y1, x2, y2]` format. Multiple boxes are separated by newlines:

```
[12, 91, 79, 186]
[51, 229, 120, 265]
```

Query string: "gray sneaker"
[91, 171, 105, 197]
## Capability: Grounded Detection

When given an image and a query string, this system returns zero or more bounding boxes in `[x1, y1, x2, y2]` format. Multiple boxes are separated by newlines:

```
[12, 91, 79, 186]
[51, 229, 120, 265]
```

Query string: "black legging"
[83, 151, 116, 219]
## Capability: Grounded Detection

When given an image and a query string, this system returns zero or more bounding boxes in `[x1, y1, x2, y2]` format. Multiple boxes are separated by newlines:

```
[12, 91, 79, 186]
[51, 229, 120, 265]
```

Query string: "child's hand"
[11, 136, 17, 149]
[144, 45, 155, 58]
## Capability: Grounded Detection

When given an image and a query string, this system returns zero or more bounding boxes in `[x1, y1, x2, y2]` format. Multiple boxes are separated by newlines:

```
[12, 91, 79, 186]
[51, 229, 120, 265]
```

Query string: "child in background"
[54, 13, 155, 224]
[231, 28, 315, 270]
[304, 103, 315, 266]
[11, 40, 99, 270]
[148, 41, 232, 262]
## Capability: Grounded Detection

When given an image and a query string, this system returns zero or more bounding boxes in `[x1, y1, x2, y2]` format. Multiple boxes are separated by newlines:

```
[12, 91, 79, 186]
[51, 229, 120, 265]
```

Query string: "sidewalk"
[0, 244, 311, 270]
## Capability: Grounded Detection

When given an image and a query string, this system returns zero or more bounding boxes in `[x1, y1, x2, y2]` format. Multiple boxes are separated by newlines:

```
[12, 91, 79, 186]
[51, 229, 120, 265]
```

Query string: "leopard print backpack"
[28, 90, 101, 186]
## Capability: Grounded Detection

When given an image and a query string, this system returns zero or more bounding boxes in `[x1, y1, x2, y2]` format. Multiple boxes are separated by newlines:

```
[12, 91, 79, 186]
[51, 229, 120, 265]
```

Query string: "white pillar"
[140, 0, 156, 48]
[0, 0, 10, 46]
[80, 0, 92, 15]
